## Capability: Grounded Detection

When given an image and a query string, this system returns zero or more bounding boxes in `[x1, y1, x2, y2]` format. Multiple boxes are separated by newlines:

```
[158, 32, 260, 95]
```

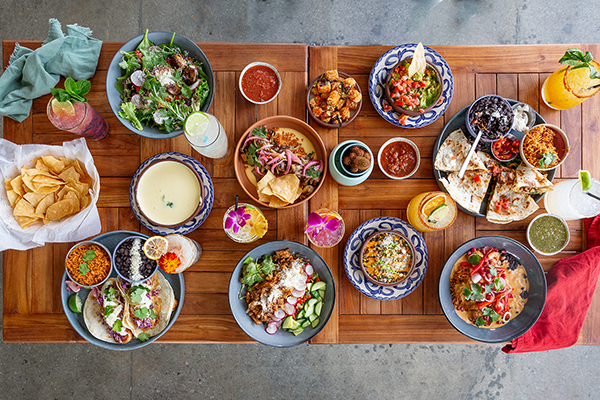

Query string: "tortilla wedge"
[439, 170, 492, 214]
[513, 163, 553, 194]
[434, 129, 487, 172]
[486, 168, 539, 223]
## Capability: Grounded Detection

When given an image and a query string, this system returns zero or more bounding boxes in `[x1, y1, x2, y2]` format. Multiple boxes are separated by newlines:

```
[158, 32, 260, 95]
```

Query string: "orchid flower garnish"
[225, 206, 252, 233]
[305, 212, 340, 236]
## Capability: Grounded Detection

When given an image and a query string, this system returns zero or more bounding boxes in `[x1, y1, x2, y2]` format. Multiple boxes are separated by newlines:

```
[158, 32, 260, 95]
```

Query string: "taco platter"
[61, 230, 184, 350]
[433, 99, 555, 223]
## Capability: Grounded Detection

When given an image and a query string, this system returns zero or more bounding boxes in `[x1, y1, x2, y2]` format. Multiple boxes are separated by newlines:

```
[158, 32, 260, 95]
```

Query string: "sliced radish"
[305, 264, 314, 276]
[130, 70, 146, 86]
[284, 303, 295, 315]
[153, 111, 166, 125]
[294, 281, 307, 291]
[292, 288, 305, 298]
[189, 80, 200, 90]
[471, 273, 482, 284]
[266, 322, 278, 335]
[271, 314, 282, 322]
[131, 94, 143, 109]
[286, 296, 298, 305]
[273, 319, 282, 328]
[273, 309, 286, 320]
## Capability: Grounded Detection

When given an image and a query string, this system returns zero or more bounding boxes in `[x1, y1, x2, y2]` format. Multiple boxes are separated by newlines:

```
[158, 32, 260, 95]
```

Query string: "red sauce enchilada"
[450, 246, 529, 328]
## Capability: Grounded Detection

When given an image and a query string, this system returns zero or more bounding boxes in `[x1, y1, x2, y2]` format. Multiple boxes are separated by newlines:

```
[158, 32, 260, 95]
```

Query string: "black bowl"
[106, 31, 214, 139]
[438, 235, 547, 343]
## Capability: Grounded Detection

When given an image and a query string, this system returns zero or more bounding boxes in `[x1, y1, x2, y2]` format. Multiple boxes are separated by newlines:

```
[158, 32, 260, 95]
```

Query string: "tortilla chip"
[32, 184, 60, 194]
[64, 190, 81, 212]
[257, 171, 276, 191]
[10, 175, 25, 196]
[14, 215, 40, 229]
[261, 185, 273, 196]
[58, 166, 80, 183]
[269, 195, 290, 208]
[7, 190, 20, 207]
[408, 42, 427, 78]
[32, 175, 65, 186]
[73, 160, 92, 186]
[35, 159, 50, 174]
[23, 191, 50, 207]
[80, 194, 91, 210]
[5, 179, 12, 191]
[42, 156, 66, 174]
[13, 198, 44, 219]
[44, 198, 78, 223]
[56, 186, 69, 201]
[35, 193, 56, 214]
[293, 185, 303, 202]
[269, 174, 300, 204]
[258, 191, 272, 203]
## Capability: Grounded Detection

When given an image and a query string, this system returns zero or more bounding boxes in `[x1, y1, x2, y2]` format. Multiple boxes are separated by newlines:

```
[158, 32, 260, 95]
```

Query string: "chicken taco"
[83, 278, 134, 344]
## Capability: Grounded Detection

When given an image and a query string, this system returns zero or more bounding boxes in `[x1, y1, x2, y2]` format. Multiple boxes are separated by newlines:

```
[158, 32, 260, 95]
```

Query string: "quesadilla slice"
[486, 168, 539, 223]
[439, 170, 492, 214]
[513, 163, 553, 194]
[435, 129, 487, 172]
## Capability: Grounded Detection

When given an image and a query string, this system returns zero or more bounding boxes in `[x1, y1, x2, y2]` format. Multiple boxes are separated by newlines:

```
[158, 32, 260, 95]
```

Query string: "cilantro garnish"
[463, 284, 485, 302]
[82, 250, 96, 261]
[241, 255, 278, 289]
[468, 254, 481, 265]
[79, 263, 90, 275]
[484, 283, 494, 294]
[134, 307, 157, 320]
[494, 277, 504, 291]
[112, 320, 122, 333]
[104, 305, 115, 317]
[105, 287, 117, 297]
[252, 126, 268, 139]
[475, 317, 487, 327]
[137, 333, 150, 342]
[130, 286, 151, 303]
[482, 307, 500, 323]
[167, 202, 174, 208]
[539, 152, 557, 168]
[305, 166, 322, 178]
[489, 265, 497, 276]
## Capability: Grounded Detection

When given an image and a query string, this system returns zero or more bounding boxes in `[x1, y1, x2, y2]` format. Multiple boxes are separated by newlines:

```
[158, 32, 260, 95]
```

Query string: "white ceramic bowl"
[239, 62, 281, 105]
[526, 213, 570, 256]
[519, 123, 570, 172]
[328, 140, 373, 186]
[377, 137, 420, 180]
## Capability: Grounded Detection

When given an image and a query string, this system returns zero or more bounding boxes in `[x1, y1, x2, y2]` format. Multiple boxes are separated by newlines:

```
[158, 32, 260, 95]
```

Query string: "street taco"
[83, 278, 134, 344]
[118, 272, 176, 339]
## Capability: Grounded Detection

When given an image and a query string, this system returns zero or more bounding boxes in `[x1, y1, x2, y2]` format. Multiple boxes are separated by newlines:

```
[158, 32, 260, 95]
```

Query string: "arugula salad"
[115, 30, 210, 133]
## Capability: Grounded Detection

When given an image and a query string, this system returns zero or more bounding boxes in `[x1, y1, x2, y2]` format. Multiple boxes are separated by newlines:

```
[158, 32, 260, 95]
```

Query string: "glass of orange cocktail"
[406, 191, 457, 233]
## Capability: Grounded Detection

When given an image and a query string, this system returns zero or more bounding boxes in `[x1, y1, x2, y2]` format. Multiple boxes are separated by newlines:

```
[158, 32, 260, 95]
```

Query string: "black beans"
[114, 237, 156, 280]
[468, 96, 513, 141]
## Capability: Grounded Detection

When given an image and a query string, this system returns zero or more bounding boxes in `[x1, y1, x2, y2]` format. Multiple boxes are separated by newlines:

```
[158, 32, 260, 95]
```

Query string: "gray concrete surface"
[2, 1, 600, 399]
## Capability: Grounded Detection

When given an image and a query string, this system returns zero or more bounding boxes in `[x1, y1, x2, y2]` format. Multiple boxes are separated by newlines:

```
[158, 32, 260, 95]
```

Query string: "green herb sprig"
[51, 77, 91, 103]
[539, 152, 557, 168]
[78, 249, 96, 275]
[559, 48, 600, 80]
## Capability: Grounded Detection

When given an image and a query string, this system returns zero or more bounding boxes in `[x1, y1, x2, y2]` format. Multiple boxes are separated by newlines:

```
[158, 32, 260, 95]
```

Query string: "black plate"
[438, 235, 547, 343]
[61, 230, 185, 350]
[228, 240, 336, 347]
[432, 99, 554, 217]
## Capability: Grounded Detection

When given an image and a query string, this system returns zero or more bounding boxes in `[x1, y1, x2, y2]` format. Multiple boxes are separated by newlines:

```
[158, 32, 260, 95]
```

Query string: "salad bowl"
[106, 31, 215, 139]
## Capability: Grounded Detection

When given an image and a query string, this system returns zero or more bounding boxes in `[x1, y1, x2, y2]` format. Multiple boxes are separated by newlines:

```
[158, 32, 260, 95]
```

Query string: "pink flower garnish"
[66, 280, 81, 292]
[224, 206, 252, 234]
[305, 212, 340, 236]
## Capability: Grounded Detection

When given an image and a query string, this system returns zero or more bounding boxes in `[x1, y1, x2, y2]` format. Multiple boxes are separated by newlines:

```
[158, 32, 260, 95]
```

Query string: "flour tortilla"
[513, 163, 553, 194]
[486, 169, 539, 223]
[435, 129, 487, 172]
[439, 170, 492, 214]
[83, 278, 134, 344]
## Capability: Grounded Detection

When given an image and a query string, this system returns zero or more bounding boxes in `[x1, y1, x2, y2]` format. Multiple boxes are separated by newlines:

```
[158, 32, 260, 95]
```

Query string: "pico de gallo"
[450, 246, 529, 328]
[387, 59, 441, 112]
[492, 135, 520, 161]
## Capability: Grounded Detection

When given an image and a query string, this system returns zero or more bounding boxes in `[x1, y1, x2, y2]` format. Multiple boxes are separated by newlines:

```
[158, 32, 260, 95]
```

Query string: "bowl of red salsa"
[491, 134, 520, 162]
[239, 62, 281, 104]
[377, 137, 420, 180]
[384, 57, 443, 116]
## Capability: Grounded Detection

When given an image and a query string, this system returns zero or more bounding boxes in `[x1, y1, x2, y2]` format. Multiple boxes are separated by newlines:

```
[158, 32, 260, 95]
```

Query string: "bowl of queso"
[384, 57, 442, 116]
[239, 62, 281, 104]
[359, 230, 415, 286]
[377, 137, 420, 180]
[527, 213, 570, 256]
[134, 158, 204, 227]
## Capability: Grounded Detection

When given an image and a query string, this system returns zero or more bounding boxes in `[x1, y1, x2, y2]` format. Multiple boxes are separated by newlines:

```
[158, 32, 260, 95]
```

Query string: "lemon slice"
[51, 98, 76, 117]
[422, 194, 447, 216]
[428, 204, 449, 223]
[246, 206, 268, 239]
[579, 170, 592, 191]
[68, 293, 82, 313]
[143, 236, 169, 260]
[184, 111, 210, 136]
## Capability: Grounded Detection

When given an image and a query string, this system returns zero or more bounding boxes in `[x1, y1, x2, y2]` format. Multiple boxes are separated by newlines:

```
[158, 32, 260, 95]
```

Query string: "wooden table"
[3, 41, 600, 345]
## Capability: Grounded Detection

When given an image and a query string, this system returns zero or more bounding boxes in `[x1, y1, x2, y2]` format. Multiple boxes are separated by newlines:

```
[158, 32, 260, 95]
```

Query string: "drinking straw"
[235, 194, 239, 210]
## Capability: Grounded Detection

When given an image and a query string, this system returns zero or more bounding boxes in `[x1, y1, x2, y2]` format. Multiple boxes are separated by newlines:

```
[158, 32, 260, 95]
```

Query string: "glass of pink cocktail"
[47, 98, 109, 141]
[305, 209, 345, 248]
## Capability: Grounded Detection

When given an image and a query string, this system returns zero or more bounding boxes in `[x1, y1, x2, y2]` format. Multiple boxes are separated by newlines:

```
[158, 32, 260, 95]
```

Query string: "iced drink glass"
[47, 98, 109, 140]
[544, 178, 600, 220]
[541, 61, 600, 110]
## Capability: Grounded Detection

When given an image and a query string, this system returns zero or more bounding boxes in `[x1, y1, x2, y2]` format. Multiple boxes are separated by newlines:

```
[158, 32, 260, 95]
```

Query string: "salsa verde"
[528, 215, 569, 254]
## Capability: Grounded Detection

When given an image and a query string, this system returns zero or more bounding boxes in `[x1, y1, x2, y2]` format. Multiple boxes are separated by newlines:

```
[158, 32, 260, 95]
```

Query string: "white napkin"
[0, 137, 101, 251]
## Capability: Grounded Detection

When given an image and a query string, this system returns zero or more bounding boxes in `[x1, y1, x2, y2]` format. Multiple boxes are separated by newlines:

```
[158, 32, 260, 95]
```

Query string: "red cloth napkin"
[502, 216, 600, 353]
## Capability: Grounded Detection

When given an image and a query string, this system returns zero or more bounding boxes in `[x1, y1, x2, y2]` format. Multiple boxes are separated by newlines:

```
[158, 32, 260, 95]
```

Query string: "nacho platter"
[432, 99, 554, 219]
[61, 230, 185, 350]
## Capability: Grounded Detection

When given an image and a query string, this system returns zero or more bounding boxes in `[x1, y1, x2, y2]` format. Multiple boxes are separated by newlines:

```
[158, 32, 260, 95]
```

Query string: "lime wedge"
[68, 293, 83, 313]
[51, 98, 76, 117]
[428, 203, 449, 223]
[579, 170, 592, 191]
[184, 111, 210, 136]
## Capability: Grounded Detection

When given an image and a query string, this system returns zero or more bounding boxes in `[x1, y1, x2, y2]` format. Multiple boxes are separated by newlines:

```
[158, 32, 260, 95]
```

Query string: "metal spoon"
[458, 129, 483, 179]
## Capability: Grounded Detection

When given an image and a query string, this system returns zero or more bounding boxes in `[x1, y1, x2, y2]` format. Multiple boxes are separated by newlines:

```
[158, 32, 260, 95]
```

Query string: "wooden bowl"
[234, 116, 328, 209]
[384, 57, 443, 116]
[359, 230, 416, 287]
[307, 71, 362, 129]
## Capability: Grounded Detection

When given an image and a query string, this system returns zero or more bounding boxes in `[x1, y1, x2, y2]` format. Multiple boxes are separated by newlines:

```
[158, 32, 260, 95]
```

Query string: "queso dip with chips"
[136, 160, 202, 226]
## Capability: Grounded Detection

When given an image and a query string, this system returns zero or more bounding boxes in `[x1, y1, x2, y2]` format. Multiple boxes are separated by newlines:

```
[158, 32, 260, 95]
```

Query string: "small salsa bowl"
[307, 71, 363, 128]
[384, 57, 443, 116]
[377, 137, 420, 180]
[519, 124, 570, 172]
[491, 133, 520, 162]
[239, 62, 281, 105]
[65, 240, 113, 289]
[359, 230, 416, 287]
[526, 213, 570, 256]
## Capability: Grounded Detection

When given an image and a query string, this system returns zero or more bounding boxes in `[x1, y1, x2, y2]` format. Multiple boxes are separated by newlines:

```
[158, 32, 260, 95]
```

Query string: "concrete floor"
[2, 1, 600, 399]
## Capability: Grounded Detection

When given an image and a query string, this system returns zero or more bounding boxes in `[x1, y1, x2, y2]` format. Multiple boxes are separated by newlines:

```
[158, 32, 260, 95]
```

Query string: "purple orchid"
[305, 212, 340, 236]
[225, 206, 251, 233]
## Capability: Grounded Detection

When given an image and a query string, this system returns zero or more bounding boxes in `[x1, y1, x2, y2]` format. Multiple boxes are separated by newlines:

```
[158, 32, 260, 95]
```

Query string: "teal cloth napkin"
[0, 18, 103, 122]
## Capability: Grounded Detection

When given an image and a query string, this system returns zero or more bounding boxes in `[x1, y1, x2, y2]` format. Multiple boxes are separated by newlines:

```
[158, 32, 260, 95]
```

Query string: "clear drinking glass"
[184, 112, 231, 163]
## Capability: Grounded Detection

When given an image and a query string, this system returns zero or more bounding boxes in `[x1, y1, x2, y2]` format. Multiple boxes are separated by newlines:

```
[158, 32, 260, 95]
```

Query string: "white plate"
[129, 152, 214, 235]
[368, 43, 454, 128]
[343, 216, 429, 300]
